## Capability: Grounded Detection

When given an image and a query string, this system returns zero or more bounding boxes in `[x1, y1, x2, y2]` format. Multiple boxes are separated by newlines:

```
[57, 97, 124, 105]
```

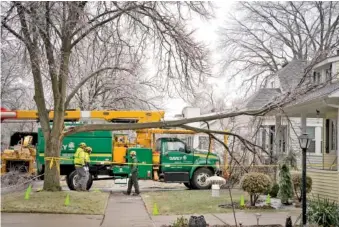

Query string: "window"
[325, 119, 337, 153]
[306, 127, 316, 139]
[167, 141, 185, 152]
[325, 67, 332, 82]
[331, 120, 337, 151]
[271, 81, 275, 88]
[199, 136, 209, 150]
[281, 126, 288, 152]
[187, 136, 193, 148]
[261, 128, 266, 149]
[306, 127, 316, 153]
[326, 119, 330, 153]
[156, 139, 162, 151]
[313, 71, 321, 84]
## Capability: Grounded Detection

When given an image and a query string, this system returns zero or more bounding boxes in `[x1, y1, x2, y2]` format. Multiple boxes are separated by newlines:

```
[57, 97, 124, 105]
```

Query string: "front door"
[161, 140, 194, 172]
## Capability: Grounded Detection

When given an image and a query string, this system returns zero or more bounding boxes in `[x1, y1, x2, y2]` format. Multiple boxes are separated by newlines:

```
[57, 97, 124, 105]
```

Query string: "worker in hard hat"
[73, 142, 87, 191]
[84, 146, 92, 190]
[124, 150, 140, 195]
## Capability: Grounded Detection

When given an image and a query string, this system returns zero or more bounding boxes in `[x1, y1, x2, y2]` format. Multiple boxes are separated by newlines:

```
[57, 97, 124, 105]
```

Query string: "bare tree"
[67, 30, 162, 110]
[218, 1, 339, 90]
[1, 1, 213, 190]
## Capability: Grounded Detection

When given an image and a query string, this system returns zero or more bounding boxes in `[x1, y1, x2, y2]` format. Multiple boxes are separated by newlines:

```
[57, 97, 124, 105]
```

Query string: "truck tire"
[191, 168, 213, 190]
[67, 170, 93, 191]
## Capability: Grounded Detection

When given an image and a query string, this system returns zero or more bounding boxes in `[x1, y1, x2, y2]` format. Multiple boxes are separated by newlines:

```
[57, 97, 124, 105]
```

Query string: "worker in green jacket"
[74, 142, 87, 191]
[124, 150, 140, 195]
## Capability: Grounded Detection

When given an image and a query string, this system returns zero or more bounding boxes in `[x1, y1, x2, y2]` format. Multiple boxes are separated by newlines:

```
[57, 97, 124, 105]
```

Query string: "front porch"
[270, 87, 339, 202]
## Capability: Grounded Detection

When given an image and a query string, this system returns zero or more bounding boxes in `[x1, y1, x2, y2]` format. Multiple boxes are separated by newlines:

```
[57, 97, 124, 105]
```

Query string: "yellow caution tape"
[41, 156, 338, 169]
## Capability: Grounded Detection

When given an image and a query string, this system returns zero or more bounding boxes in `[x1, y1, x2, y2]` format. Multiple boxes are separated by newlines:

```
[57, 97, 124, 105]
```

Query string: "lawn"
[1, 190, 109, 215]
[142, 189, 249, 215]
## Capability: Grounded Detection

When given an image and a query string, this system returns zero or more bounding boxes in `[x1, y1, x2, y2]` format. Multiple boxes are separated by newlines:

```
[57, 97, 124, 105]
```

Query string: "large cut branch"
[63, 108, 272, 136]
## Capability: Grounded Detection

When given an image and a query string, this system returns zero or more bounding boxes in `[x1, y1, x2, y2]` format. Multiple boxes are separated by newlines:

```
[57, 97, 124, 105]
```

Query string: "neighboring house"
[245, 54, 339, 202]
[174, 107, 255, 165]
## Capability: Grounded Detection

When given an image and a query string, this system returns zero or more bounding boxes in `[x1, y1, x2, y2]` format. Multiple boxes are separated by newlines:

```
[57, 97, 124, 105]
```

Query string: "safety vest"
[74, 148, 85, 167]
[84, 152, 90, 163]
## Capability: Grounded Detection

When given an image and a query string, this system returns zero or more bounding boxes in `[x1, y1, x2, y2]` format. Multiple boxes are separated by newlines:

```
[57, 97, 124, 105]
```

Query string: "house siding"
[307, 169, 339, 203]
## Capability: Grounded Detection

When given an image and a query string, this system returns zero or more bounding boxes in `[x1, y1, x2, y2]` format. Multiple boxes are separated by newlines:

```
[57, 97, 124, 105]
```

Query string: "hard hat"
[85, 147, 92, 152]
[130, 151, 137, 156]
[79, 142, 86, 147]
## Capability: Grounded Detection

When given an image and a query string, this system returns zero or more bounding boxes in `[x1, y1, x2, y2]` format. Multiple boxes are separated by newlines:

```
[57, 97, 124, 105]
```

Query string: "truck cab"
[156, 138, 220, 189]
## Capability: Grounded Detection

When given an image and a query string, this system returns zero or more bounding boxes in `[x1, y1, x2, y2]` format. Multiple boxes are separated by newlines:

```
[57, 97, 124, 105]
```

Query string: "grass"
[1, 190, 109, 215]
[142, 189, 248, 215]
[142, 189, 298, 215]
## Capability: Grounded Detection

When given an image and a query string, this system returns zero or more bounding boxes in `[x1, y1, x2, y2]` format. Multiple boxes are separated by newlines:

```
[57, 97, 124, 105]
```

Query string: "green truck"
[33, 127, 221, 190]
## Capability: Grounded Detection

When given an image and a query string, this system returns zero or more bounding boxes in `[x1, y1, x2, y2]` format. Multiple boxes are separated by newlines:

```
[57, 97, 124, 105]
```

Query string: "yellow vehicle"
[1, 133, 37, 175]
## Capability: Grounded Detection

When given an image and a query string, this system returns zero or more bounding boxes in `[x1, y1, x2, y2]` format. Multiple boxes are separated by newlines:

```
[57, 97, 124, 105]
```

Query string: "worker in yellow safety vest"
[84, 146, 92, 165]
[84, 146, 92, 189]
[74, 142, 87, 191]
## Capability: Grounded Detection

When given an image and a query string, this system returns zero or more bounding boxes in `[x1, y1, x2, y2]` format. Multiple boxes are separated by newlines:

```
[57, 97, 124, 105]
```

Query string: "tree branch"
[64, 67, 134, 108]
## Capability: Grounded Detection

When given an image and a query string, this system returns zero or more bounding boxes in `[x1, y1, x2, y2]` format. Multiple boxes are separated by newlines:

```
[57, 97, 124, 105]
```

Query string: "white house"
[245, 54, 339, 202]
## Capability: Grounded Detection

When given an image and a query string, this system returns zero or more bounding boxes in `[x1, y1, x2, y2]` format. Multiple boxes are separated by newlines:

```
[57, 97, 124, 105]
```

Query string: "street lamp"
[298, 133, 311, 227]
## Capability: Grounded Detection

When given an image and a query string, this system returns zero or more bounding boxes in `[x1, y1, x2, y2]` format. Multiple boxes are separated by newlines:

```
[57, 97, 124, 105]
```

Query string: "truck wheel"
[67, 170, 93, 191]
[191, 168, 213, 190]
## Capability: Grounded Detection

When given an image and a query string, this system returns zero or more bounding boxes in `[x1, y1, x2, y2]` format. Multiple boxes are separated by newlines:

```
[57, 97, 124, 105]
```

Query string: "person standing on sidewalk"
[74, 142, 87, 191]
[124, 150, 140, 196]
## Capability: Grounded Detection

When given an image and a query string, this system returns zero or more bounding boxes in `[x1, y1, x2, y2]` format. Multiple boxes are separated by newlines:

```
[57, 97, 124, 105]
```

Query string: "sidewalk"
[1, 213, 103, 227]
[101, 192, 155, 227]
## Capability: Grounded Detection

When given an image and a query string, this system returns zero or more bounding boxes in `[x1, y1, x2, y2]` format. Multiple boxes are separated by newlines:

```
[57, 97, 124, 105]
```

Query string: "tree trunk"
[250, 194, 254, 206]
[43, 134, 62, 191]
[42, 107, 64, 191]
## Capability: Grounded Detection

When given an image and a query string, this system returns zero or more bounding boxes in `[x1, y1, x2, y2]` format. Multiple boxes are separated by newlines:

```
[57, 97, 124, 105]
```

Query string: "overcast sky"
[164, 1, 242, 118]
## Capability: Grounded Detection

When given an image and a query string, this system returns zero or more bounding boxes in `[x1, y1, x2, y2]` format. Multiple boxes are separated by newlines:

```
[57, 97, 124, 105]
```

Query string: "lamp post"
[298, 133, 311, 227]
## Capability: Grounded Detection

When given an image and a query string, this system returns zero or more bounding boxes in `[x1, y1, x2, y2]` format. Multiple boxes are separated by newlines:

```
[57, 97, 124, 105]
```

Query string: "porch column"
[301, 113, 307, 134]
[275, 115, 282, 154]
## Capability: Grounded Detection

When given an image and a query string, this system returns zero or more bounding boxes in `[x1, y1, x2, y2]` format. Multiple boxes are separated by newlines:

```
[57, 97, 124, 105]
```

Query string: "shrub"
[278, 164, 293, 204]
[172, 216, 188, 227]
[241, 172, 272, 206]
[307, 196, 339, 226]
[292, 173, 312, 202]
[270, 183, 280, 198]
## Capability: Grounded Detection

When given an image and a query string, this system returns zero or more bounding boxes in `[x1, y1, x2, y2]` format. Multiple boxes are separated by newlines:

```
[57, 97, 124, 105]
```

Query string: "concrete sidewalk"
[101, 192, 155, 227]
[1, 213, 103, 227]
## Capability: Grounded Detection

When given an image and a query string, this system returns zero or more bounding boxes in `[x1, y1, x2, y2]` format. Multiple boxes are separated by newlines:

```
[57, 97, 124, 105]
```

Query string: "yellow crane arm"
[1, 109, 165, 123]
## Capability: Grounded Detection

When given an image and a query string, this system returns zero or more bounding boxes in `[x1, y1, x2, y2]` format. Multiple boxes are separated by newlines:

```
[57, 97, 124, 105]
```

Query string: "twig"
[228, 187, 238, 227]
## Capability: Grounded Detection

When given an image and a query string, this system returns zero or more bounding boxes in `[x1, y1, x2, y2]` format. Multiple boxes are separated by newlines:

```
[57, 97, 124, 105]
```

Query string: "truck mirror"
[185, 147, 191, 153]
[179, 147, 185, 153]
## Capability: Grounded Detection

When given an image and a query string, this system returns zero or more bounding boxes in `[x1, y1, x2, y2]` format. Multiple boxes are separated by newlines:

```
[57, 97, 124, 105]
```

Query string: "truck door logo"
[183, 155, 187, 161]
[169, 157, 182, 161]
[61, 142, 75, 151]
[68, 142, 75, 150]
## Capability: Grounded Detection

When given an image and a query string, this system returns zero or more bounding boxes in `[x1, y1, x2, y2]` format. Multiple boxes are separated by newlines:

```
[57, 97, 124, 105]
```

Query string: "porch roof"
[266, 81, 339, 117]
